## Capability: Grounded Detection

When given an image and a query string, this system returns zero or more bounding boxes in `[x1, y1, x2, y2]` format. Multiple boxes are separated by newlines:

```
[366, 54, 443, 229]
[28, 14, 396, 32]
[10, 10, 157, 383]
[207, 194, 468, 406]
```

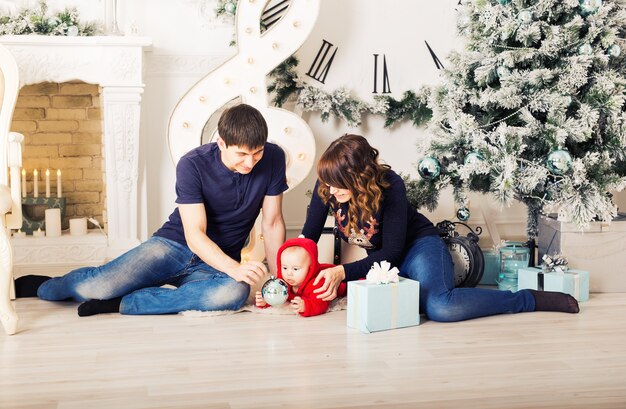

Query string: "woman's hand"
[313, 265, 345, 301]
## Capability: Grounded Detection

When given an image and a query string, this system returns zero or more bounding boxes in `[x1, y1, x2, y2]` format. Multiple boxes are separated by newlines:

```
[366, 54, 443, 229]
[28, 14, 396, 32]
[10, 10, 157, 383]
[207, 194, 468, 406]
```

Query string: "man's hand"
[255, 291, 267, 308]
[290, 296, 304, 314]
[313, 265, 345, 301]
[228, 261, 268, 285]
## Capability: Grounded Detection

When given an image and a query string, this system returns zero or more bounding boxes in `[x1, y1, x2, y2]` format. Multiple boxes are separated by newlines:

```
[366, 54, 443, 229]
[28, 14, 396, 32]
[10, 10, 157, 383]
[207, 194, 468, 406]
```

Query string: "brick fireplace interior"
[11, 81, 106, 231]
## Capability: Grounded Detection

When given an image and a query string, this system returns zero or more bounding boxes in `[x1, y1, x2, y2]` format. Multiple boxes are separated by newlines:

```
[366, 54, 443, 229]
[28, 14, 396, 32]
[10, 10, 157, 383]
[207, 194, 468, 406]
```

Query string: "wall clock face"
[294, 0, 460, 102]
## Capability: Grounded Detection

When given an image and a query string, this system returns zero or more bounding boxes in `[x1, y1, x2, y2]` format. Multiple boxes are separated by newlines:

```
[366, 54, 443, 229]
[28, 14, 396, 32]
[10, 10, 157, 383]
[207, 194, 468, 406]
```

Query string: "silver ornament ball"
[224, 2, 236, 14]
[578, 43, 593, 55]
[546, 149, 573, 175]
[261, 277, 289, 306]
[496, 66, 511, 80]
[518, 10, 533, 24]
[609, 44, 621, 57]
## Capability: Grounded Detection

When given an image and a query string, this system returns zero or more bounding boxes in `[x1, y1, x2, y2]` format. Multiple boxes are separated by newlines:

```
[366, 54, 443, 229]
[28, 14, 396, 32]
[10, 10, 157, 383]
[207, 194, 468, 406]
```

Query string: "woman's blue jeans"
[37, 236, 250, 315]
[399, 235, 535, 322]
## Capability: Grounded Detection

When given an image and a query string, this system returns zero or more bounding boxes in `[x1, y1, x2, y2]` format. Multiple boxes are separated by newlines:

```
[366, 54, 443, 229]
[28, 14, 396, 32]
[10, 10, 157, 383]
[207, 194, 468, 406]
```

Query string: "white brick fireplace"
[1, 35, 152, 274]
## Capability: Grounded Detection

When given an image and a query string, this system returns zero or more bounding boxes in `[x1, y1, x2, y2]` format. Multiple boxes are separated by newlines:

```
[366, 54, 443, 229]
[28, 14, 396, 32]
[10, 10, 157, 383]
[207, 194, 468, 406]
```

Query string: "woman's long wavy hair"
[317, 134, 390, 235]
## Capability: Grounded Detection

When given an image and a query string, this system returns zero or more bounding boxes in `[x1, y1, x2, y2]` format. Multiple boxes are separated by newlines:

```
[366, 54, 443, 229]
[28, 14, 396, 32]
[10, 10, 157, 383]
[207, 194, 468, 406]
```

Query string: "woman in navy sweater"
[302, 134, 579, 322]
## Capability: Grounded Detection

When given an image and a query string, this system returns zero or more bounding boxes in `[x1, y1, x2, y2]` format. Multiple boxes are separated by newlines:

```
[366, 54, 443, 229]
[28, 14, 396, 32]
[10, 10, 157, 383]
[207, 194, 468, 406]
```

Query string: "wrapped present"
[347, 275, 420, 334]
[479, 250, 499, 286]
[517, 267, 589, 302]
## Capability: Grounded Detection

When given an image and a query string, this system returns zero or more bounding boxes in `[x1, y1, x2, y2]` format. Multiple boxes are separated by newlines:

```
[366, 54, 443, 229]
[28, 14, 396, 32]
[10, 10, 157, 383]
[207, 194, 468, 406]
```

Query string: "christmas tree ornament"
[66, 26, 79, 36]
[261, 276, 289, 306]
[496, 66, 511, 79]
[456, 207, 471, 221]
[517, 10, 533, 24]
[579, 0, 602, 15]
[464, 151, 484, 165]
[224, 1, 236, 14]
[498, 0, 512, 5]
[546, 149, 573, 175]
[578, 43, 593, 55]
[608, 44, 621, 57]
[417, 157, 441, 179]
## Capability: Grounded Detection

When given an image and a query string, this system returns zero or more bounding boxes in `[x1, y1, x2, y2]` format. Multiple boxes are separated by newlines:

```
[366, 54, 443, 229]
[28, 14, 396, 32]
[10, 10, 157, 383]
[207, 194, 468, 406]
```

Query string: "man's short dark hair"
[217, 104, 268, 149]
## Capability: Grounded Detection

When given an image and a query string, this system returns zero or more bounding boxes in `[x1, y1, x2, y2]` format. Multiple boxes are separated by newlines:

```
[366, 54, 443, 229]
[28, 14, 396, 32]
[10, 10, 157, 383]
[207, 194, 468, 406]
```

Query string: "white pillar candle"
[21, 169, 26, 198]
[13, 229, 26, 238]
[33, 169, 38, 198]
[33, 227, 45, 237]
[45, 169, 51, 198]
[44, 208, 62, 237]
[57, 169, 62, 198]
[69, 218, 88, 236]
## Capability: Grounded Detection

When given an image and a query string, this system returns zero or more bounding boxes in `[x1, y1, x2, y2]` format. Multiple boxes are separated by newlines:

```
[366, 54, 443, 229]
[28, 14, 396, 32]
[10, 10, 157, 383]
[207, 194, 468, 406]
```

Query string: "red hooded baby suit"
[275, 237, 347, 317]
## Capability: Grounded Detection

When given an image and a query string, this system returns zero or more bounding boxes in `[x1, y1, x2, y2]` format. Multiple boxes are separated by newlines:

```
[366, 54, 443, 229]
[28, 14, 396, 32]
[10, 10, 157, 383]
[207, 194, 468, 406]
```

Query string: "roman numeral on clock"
[372, 54, 391, 94]
[425, 41, 445, 70]
[306, 40, 338, 84]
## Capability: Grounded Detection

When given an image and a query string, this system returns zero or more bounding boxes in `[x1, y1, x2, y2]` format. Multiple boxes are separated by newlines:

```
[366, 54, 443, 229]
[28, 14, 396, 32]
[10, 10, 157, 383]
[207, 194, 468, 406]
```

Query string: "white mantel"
[0, 35, 152, 268]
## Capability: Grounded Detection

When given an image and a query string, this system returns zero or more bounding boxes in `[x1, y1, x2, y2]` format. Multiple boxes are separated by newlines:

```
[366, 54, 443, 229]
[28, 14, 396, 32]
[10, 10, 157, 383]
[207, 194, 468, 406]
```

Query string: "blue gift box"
[347, 277, 420, 333]
[517, 267, 589, 302]
[479, 250, 499, 286]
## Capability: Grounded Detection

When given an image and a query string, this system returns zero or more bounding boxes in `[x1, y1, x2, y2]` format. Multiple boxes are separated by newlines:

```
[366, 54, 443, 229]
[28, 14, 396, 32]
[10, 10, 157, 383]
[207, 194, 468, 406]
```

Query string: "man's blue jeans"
[37, 236, 249, 315]
[399, 235, 536, 322]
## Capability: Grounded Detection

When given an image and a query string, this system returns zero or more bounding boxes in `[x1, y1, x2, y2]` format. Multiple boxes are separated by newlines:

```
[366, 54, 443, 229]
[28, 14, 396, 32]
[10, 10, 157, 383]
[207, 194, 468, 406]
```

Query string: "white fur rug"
[181, 297, 348, 317]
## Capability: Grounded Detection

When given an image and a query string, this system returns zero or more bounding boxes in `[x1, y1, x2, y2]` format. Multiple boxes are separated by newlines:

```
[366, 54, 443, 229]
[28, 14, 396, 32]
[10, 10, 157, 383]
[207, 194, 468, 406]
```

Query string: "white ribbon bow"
[366, 261, 400, 284]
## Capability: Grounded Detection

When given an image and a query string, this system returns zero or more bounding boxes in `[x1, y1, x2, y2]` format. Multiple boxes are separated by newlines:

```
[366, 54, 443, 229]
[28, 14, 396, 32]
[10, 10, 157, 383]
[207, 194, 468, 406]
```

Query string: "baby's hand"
[255, 291, 267, 308]
[290, 296, 304, 314]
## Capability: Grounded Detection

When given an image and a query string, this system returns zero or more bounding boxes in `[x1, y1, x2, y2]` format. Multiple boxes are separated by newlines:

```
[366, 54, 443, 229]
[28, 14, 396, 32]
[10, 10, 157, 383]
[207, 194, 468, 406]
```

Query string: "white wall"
[14, 0, 625, 249]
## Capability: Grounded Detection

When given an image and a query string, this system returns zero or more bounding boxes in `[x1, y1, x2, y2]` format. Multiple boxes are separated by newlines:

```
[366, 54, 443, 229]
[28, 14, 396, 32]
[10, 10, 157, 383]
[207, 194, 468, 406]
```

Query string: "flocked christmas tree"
[409, 0, 626, 239]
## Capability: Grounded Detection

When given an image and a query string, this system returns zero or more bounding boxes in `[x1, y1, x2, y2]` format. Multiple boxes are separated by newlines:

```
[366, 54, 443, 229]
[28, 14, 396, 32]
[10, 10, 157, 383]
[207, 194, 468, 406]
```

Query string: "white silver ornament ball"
[261, 277, 289, 306]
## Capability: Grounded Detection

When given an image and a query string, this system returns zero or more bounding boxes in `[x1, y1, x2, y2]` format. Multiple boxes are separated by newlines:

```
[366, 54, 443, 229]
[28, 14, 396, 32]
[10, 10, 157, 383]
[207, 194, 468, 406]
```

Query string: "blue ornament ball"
[608, 44, 621, 57]
[580, 0, 602, 15]
[457, 207, 471, 222]
[464, 151, 484, 166]
[498, 0, 512, 4]
[261, 277, 289, 306]
[578, 43, 593, 55]
[518, 10, 533, 24]
[417, 157, 441, 179]
[546, 149, 573, 175]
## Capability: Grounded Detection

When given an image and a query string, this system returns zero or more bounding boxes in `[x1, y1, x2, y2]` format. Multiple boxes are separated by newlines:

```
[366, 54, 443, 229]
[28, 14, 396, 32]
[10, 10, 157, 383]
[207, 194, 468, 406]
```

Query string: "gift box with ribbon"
[517, 267, 589, 302]
[347, 261, 420, 333]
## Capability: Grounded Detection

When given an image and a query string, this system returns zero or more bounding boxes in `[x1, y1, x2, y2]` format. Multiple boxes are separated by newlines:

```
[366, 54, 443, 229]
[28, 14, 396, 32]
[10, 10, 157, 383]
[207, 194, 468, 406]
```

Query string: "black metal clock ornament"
[436, 220, 485, 288]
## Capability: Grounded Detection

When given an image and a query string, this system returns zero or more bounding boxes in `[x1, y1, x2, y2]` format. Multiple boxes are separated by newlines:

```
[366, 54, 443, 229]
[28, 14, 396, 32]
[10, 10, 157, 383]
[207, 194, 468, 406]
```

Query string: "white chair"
[0, 43, 24, 335]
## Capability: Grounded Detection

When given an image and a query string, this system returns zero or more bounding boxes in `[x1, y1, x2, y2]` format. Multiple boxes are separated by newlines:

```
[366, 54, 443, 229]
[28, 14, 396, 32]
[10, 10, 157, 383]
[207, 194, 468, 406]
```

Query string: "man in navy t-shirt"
[31, 104, 288, 316]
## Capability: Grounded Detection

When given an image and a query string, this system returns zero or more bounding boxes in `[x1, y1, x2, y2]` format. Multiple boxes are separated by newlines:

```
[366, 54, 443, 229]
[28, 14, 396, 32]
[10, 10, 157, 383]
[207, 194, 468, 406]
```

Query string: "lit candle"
[21, 168, 26, 198]
[33, 169, 38, 198]
[45, 169, 51, 198]
[33, 227, 45, 237]
[13, 229, 26, 238]
[57, 169, 62, 198]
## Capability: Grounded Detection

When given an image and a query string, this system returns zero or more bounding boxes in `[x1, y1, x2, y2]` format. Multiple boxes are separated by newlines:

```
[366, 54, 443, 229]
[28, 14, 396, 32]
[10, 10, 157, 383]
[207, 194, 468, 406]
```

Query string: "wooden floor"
[2, 294, 626, 409]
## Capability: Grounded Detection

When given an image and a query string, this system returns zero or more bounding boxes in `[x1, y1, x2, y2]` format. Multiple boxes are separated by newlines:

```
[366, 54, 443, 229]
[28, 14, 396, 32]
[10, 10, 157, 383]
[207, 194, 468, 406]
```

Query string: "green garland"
[216, 2, 431, 128]
[0, 1, 100, 36]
